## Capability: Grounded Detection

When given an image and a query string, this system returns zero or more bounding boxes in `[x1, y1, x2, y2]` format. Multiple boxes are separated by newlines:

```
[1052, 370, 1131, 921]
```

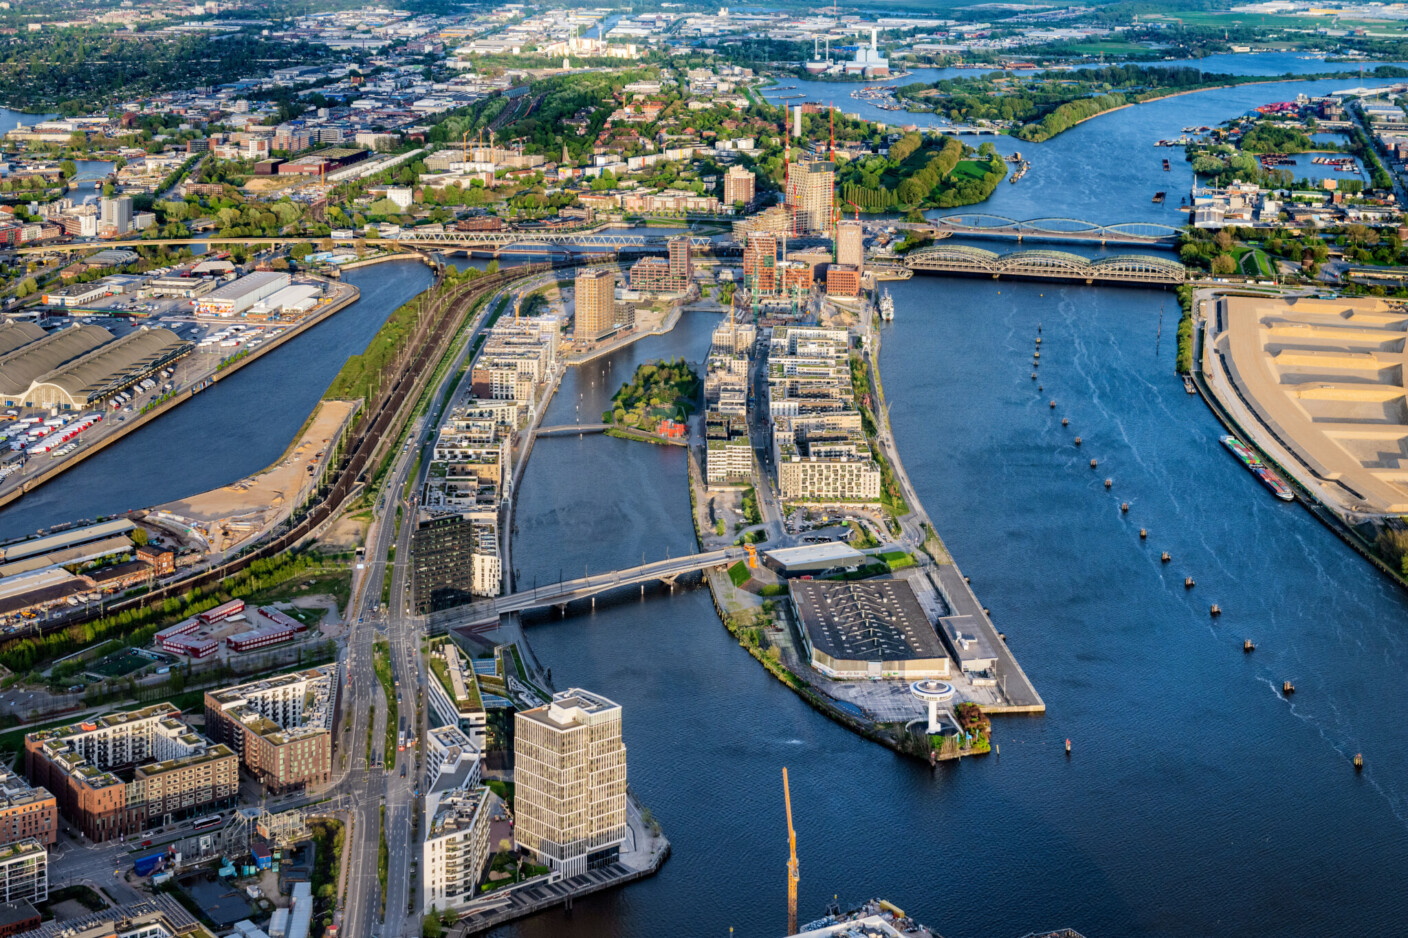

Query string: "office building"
[25, 704, 238, 842]
[723, 165, 756, 208]
[514, 689, 628, 877]
[203, 666, 337, 793]
[836, 220, 864, 271]
[0, 773, 56, 849]
[411, 512, 500, 613]
[422, 786, 492, 915]
[743, 232, 778, 293]
[785, 160, 835, 234]
[668, 235, 693, 286]
[575, 267, 616, 341]
[826, 264, 862, 298]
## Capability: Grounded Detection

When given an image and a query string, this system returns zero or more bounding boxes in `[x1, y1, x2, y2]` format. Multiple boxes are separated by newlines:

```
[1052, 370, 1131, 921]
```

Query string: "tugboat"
[878, 289, 894, 321]
[1220, 435, 1295, 501]
[1152, 191, 1166, 204]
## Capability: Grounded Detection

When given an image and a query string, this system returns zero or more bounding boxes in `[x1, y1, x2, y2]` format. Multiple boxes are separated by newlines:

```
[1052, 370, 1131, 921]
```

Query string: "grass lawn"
[728, 561, 751, 588]
[247, 569, 351, 615]
[1239, 249, 1276, 279]
[950, 159, 991, 182]
[89, 649, 150, 678]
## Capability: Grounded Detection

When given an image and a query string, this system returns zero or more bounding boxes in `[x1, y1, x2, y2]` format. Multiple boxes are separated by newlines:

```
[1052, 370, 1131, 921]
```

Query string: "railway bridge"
[904, 244, 1187, 286]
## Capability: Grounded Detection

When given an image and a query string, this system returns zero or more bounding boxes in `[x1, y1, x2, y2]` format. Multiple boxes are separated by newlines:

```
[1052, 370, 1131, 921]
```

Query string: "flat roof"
[790, 578, 947, 664]
[0, 519, 134, 563]
[763, 542, 865, 569]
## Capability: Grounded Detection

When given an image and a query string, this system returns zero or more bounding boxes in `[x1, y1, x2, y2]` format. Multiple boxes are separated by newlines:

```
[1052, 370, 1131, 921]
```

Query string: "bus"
[191, 814, 223, 832]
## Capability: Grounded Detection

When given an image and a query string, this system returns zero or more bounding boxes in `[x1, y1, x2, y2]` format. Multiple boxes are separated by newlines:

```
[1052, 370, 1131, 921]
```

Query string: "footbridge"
[536, 423, 609, 436]
[925, 214, 1182, 246]
[428, 546, 747, 630]
[904, 244, 1186, 285]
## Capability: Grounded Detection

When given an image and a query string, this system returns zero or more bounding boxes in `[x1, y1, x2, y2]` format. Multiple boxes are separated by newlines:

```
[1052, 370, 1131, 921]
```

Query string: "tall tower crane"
[784, 767, 799, 935]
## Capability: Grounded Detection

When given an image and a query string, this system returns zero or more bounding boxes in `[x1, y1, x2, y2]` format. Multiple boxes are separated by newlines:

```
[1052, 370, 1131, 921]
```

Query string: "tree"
[59, 160, 76, 179]
[1213, 230, 1233, 251]
[1211, 253, 1237, 276]
[290, 242, 312, 259]
[130, 527, 148, 547]
[422, 912, 443, 938]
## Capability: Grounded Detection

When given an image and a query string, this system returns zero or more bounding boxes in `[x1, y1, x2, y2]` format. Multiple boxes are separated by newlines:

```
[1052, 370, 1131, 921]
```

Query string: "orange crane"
[784, 767, 799, 935]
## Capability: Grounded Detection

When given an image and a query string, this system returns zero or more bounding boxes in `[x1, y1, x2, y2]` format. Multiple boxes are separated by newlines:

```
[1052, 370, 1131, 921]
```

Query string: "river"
[0, 260, 434, 541]
[494, 69, 1408, 938]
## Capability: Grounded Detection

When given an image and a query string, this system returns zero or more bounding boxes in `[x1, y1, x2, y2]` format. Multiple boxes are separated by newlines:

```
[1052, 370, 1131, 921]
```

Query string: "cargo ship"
[1220, 435, 1294, 501]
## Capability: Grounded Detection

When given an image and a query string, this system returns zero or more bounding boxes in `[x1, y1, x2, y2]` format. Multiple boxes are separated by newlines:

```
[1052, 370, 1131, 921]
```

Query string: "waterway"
[496, 71, 1408, 938]
[0, 259, 434, 541]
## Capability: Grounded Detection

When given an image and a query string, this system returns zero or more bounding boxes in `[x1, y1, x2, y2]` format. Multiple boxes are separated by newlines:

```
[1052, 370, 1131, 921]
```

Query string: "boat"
[1152, 191, 1166, 203]
[1163, 158, 1171, 171]
[878, 289, 894, 321]
[1220, 435, 1294, 501]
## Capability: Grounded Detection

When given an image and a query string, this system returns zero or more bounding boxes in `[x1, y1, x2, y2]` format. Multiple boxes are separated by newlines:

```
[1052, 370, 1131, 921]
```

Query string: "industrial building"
[0, 325, 190, 411]
[421, 786, 492, 915]
[0, 324, 44, 358]
[790, 578, 952, 679]
[24, 704, 238, 842]
[194, 272, 292, 317]
[14, 895, 198, 938]
[514, 688, 628, 877]
[202, 665, 337, 793]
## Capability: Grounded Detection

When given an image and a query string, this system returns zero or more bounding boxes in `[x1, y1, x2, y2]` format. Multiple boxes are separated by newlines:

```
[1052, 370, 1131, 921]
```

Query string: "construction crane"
[783, 767, 799, 935]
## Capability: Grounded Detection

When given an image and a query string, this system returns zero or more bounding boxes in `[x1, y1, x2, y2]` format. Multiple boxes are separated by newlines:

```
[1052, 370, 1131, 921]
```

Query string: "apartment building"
[0, 772, 56, 849]
[426, 639, 488, 741]
[514, 689, 627, 877]
[411, 511, 501, 612]
[421, 786, 492, 915]
[723, 165, 756, 208]
[785, 160, 835, 234]
[0, 840, 45, 906]
[705, 414, 753, 486]
[25, 704, 237, 842]
[743, 232, 777, 293]
[203, 666, 337, 793]
[575, 267, 616, 341]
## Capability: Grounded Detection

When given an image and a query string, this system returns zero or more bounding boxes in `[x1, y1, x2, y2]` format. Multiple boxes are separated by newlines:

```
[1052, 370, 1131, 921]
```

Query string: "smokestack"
[871, 27, 878, 52]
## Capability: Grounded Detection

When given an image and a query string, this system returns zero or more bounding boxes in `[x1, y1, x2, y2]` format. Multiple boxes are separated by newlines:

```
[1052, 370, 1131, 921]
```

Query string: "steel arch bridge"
[904, 244, 1186, 285]
[930, 214, 1181, 242]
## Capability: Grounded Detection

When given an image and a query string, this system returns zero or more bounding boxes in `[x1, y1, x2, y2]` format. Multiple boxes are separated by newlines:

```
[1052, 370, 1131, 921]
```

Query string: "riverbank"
[0, 279, 360, 513]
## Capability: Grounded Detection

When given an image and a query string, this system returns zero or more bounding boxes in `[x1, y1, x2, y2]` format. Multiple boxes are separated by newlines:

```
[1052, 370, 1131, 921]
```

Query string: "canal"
[497, 72, 1408, 938]
[0, 259, 435, 541]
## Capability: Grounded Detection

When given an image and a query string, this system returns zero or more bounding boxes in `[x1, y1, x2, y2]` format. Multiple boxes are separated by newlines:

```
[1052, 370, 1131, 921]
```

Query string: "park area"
[604, 359, 700, 438]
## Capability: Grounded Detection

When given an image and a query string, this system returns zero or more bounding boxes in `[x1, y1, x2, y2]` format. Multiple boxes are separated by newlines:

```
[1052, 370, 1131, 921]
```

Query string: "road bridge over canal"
[428, 547, 747, 631]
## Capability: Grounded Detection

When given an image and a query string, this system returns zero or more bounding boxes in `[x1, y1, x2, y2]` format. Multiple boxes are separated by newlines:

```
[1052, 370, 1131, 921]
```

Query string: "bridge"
[536, 423, 609, 436]
[428, 547, 746, 630]
[904, 244, 1186, 285]
[925, 214, 1183, 246]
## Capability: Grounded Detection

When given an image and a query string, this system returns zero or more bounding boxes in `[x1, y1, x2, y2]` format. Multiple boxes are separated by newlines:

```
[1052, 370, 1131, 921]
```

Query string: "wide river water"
[496, 70, 1408, 938]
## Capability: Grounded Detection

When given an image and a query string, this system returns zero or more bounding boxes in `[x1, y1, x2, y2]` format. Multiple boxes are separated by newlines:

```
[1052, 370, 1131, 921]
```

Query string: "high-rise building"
[743, 232, 778, 294]
[422, 786, 492, 915]
[574, 267, 616, 341]
[724, 166, 756, 208]
[514, 689, 627, 877]
[785, 160, 835, 234]
[836, 220, 865, 271]
[99, 196, 132, 236]
[668, 235, 693, 286]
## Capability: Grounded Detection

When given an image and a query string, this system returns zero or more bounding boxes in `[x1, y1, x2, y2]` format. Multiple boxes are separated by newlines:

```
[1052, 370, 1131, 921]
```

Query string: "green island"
[604, 359, 700, 440]
[837, 133, 1007, 212]
[897, 65, 1408, 143]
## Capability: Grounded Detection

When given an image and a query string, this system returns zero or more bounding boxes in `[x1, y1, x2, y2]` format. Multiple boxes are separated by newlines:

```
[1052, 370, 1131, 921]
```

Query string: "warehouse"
[20, 327, 191, 410]
[0, 323, 45, 357]
[194, 272, 291, 317]
[247, 283, 322, 318]
[0, 325, 115, 408]
[790, 578, 952, 679]
[40, 284, 113, 308]
[762, 542, 866, 577]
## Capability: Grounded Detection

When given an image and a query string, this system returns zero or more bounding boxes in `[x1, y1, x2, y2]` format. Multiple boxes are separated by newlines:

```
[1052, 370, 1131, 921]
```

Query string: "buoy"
[1161, 551, 1170, 562]
[1283, 681, 1295, 695]
[1104, 478, 1112, 489]
[1061, 418, 1069, 427]
[1354, 753, 1364, 771]
[1074, 436, 1082, 445]
[1210, 604, 1221, 616]
[1139, 528, 1148, 539]
[1243, 639, 1254, 652]
[1038, 324, 1042, 333]
[1090, 459, 1098, 469]
[1031, 372, 1038, 380]
[1049, 400, 1056, 409]
[1065, 738, 1071, 754]
[1120, 502, 1129, 512]
[1184, 576, 1195, 589]
[1038, 385, 1043, 391]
